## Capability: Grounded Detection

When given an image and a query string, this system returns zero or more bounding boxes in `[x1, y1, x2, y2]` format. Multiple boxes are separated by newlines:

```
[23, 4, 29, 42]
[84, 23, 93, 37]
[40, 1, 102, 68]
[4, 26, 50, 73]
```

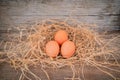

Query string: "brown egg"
[54, 30, 68, 45]
[61, 40, 75, 58]
[45, 41, 60, 58]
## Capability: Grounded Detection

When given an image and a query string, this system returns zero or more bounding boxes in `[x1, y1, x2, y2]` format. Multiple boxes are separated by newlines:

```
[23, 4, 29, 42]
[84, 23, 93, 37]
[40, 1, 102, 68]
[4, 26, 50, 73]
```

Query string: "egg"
[54, 30, 68, 45]
[45, 41, 60, 58]
[61, 40, 75, 58]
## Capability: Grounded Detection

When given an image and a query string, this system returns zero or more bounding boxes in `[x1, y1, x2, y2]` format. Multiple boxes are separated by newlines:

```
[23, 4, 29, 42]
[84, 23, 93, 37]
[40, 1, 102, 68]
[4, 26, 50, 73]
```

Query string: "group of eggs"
[45, 30, 75, 58]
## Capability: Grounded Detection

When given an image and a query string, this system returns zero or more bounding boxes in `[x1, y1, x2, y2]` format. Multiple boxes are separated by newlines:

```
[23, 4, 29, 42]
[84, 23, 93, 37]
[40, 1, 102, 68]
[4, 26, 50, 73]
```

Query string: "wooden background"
[0, 0, 120, 31]
[0, 0, 120, 80]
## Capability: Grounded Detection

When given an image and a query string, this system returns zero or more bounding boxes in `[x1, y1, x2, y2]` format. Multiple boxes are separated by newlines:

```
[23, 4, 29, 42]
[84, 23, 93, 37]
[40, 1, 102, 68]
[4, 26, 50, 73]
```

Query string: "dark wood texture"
[0, 62, 120, 80]
[0, 0, 120, 31]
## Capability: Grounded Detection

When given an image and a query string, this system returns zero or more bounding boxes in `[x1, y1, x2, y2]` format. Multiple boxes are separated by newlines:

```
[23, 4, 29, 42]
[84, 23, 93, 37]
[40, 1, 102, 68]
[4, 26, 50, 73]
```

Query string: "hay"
[2, 19, 120, 80]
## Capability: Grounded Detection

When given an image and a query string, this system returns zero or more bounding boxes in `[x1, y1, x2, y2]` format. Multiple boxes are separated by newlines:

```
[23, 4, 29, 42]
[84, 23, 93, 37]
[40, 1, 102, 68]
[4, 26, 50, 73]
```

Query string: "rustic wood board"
[0, 0, 120, 31]
[0, 62, 120, 80]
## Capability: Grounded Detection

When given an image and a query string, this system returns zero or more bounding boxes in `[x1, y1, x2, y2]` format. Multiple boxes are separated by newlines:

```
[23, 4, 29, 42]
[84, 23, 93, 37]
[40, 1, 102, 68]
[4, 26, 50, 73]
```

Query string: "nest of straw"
[2, 19, 120, 80]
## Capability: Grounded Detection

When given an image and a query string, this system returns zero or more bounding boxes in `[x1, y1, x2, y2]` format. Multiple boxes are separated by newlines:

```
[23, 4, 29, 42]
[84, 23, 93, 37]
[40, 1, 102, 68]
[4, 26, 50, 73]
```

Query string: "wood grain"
[0, 0, 120, 31]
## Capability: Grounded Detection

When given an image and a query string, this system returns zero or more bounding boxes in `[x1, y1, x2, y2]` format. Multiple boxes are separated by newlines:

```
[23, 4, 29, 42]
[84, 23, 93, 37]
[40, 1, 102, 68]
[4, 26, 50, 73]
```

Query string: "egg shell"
[45, 41, 60, 58]
[54, 30, 68, 45]
[61, 40, 75, 58]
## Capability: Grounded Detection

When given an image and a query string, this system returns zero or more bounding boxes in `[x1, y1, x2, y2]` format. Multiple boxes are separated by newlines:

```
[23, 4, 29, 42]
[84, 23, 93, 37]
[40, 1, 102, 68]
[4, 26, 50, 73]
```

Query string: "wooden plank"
[0, 0, 120, 16]
[0, 15, 119, 31]
[0, 0, 120, 31]
[0, 63, 21, 80]
[0, 62, 120, 80]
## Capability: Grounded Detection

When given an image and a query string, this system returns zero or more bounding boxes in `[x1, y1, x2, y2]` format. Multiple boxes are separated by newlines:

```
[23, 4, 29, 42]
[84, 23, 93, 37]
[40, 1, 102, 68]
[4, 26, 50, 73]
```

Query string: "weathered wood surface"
[0, 0, 120, 41]
[0, 0, 120, 80]
[0, 62, 120, 80]
[0, 0, 120, 31]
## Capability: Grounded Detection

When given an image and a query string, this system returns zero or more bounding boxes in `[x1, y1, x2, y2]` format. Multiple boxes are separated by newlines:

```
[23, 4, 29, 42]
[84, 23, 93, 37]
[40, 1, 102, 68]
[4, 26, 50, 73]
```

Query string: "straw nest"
[2, 19, 120, 80]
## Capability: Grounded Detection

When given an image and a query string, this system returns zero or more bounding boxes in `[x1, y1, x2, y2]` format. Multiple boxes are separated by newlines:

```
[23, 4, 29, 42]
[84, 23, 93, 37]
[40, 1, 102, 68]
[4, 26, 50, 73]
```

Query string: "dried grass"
[2, 19, 120, 80]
